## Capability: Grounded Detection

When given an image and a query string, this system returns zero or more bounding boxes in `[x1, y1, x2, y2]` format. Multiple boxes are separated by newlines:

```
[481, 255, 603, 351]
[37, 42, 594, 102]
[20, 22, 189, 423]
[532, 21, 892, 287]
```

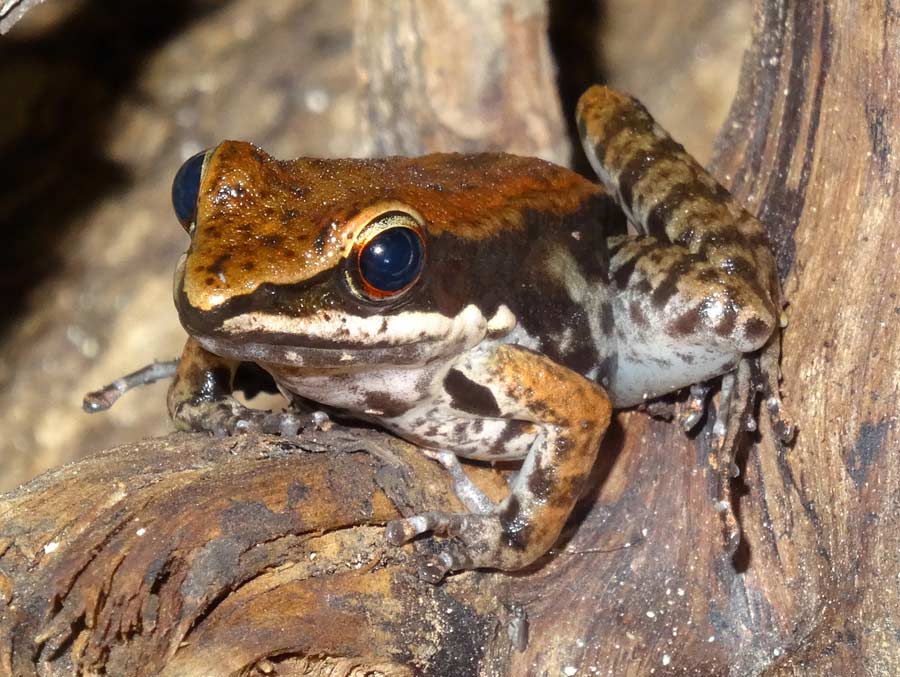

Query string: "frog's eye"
[354, 219, 426, 300]
[171, 150, 208, 231]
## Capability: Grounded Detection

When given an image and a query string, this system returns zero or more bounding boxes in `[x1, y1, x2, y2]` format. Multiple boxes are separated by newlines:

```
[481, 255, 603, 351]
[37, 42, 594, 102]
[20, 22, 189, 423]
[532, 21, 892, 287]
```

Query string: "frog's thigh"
[167, 337, 241, 427]
[608, 236, 777, 406]
[395, 344, 611, 575]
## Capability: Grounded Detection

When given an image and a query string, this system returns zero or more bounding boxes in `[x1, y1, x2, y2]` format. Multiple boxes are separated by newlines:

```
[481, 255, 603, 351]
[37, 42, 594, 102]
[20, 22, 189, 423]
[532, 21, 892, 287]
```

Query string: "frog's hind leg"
[576, 84, 780, 311]
[576, 86, 781, 409]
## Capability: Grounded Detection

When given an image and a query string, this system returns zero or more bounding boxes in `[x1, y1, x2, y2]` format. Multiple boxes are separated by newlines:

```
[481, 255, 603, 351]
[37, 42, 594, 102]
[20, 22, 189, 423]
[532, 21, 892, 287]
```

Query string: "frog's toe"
[417, 545, 475, 584]
[386, 511, 533, 582]
[385, 511, 465, 545]
[173, 396, 322, 438]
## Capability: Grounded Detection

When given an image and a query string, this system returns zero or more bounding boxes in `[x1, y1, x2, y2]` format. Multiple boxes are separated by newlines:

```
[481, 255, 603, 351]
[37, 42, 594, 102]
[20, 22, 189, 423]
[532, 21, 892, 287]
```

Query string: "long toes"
[417, 544, 475, 584]
[385, 513, 452, 545]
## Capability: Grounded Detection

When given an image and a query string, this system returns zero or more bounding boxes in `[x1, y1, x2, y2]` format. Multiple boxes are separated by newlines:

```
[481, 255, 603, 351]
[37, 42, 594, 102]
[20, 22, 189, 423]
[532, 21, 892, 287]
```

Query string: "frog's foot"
[385, 510, 524, 584]
[757, 344, 796, 444]
[679, 383, 713, 432]
[172, 396, 330, 437]
[421, 450, 496, 514]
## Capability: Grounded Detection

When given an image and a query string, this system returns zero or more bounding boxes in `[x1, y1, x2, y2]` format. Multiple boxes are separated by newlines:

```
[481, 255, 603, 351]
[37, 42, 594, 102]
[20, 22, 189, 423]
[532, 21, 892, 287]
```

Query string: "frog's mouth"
[189, 305, 490, 369]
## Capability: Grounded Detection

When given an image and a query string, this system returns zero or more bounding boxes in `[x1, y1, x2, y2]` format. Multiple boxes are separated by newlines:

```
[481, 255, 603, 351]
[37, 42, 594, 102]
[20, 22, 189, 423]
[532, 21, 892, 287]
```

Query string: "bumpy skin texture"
[168, 86, 779, 580]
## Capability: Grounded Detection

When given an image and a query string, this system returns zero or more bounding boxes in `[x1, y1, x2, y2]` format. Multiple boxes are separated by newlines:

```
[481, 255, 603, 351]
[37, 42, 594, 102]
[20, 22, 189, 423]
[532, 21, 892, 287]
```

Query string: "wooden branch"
[0, 431, 513, 675]
[1, 0, 897, 675]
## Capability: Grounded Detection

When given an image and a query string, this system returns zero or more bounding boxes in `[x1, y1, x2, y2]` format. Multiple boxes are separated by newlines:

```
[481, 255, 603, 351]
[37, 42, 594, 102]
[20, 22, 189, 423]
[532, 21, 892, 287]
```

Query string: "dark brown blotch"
[650, 258, 697, 309]
[669, 306, 702, 337]
[713, 302, 738, 338]
[527, 464, 555, 501]
[499, 495, 529, 551]
[443, 369, 501, 418]
[206, 254, 231, 275]
[628, 300, 649, 329]
[645, 182, 692, 240]
[365, 391, 414, 418]
[553, 435, 575, 460]
[601, 301, 616, 336]
[743, 317, 773, 344]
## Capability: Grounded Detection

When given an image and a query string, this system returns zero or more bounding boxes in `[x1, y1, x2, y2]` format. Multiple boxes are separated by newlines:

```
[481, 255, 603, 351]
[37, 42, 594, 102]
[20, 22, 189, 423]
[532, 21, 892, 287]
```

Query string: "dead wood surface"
[1, 0, 898, 675]
[0, 431, 514, 676]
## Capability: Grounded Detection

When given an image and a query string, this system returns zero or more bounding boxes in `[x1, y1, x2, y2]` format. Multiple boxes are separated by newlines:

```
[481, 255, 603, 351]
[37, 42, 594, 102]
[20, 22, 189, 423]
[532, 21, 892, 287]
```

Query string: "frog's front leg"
[168, 337, 320, 436]
[386, 344, 611, 582]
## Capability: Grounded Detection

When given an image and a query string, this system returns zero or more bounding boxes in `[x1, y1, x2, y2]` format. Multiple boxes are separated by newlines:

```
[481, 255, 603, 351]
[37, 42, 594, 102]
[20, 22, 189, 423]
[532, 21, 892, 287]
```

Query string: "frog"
[92, 86, 784, 583]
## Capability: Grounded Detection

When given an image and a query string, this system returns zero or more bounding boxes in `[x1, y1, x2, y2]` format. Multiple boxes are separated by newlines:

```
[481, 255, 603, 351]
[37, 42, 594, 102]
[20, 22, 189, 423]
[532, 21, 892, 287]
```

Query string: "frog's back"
[206, 142, 605, 239]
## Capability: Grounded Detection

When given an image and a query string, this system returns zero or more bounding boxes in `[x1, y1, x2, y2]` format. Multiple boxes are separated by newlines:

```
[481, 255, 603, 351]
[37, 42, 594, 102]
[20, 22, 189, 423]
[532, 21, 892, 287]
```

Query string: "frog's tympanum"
[163, 86, 780, 581]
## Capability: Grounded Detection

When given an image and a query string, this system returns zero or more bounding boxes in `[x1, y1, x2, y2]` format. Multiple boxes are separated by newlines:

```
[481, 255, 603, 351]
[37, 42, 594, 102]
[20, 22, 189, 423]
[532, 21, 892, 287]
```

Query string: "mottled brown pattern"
[183, 141, 602, 311]
[576, 86, 780, 313]
[484, 344, 611, 567]
[577, 86, 780, 348]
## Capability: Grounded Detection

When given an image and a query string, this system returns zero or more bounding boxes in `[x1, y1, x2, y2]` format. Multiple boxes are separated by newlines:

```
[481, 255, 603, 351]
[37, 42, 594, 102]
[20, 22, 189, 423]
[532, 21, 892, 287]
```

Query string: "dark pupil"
[359, 227, 424, 293]
[171, 150, 206, 228]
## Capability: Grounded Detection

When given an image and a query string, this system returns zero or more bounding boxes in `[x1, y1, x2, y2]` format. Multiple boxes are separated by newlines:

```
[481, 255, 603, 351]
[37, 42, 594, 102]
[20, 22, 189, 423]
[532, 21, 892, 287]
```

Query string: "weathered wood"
[0, 431, 513, 675]
[1, 0, 897, 675]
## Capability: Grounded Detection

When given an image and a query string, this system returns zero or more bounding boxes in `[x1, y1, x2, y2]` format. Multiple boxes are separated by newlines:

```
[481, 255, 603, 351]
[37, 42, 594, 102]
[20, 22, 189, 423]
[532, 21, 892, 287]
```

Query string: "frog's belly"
[265, 361, 536, 461]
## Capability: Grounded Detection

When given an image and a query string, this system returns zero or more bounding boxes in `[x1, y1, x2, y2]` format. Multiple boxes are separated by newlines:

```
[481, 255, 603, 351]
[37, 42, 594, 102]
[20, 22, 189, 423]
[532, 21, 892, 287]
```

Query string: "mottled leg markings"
[422, 449, 496, 514]
[167, 337, 324, 436]
[713, 372, 737, 451]
[386, 344, 611, 582]
[576, 86, 779, 306]
[577, 86, 782, 412]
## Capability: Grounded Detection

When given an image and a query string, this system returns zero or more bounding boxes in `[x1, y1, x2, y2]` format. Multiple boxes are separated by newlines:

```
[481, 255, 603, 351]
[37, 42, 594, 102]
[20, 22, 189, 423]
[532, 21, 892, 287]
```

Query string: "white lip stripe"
[220, 303, 517, 350]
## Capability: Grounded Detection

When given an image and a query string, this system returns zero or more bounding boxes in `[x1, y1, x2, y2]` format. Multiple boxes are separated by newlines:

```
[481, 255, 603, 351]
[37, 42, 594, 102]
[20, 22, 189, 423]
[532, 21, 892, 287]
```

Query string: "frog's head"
[172, 141, 601, 368]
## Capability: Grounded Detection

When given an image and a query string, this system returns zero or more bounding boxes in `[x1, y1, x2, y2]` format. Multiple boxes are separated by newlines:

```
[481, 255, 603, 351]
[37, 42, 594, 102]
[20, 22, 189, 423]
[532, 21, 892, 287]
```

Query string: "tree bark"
[1, 1, 898, 675]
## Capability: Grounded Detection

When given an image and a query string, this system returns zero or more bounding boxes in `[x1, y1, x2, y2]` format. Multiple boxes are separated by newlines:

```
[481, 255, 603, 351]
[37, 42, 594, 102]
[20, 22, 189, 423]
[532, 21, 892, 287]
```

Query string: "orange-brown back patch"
[182, 141, 601, 310]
